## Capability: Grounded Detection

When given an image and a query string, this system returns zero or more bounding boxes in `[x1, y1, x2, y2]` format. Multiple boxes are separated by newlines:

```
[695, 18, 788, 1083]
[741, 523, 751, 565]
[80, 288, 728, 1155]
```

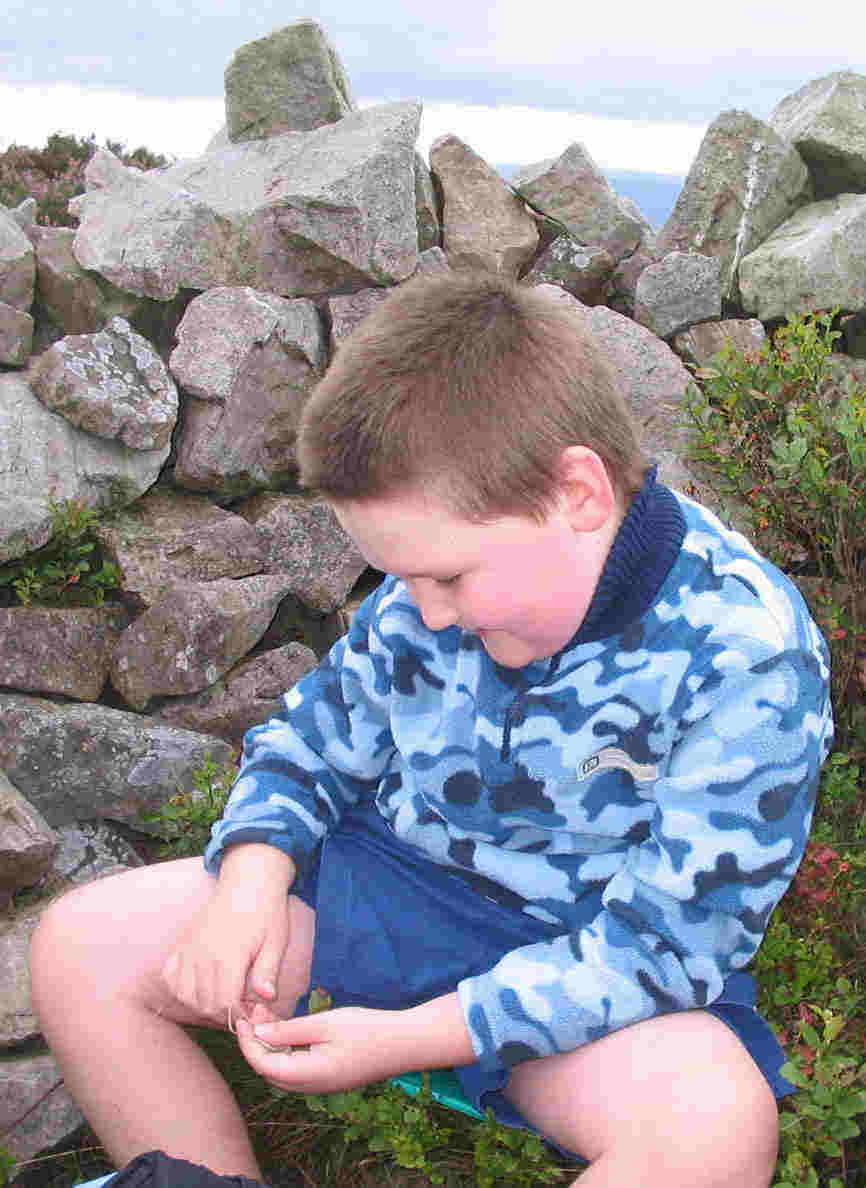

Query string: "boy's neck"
[569, 467, 685, 648]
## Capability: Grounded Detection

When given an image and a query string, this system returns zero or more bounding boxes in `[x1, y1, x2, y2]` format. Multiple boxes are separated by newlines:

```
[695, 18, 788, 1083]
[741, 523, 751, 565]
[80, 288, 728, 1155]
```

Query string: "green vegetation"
[0, 132, 169, 227]
[0, 499, 121, 608]
[686, 310, 866, 1187]
[141, 756, 239, 858]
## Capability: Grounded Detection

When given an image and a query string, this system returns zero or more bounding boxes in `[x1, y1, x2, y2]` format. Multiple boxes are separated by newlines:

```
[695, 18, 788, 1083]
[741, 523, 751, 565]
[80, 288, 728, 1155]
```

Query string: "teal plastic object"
[391, 1069, 486, 1121]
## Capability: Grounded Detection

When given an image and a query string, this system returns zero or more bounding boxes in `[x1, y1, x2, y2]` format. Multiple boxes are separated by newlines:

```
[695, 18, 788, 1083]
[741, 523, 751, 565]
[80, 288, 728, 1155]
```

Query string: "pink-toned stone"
[94, 488, 265, 607]
[430, 135, 538, 277]
[235, 493, 366, 613]
[0, 604, 131, 701]
[154, 642, 318, 745]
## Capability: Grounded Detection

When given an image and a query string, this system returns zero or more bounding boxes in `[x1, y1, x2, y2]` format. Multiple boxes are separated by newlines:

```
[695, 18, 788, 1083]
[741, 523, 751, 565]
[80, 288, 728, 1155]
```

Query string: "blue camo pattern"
[204, 490, 833, 1071]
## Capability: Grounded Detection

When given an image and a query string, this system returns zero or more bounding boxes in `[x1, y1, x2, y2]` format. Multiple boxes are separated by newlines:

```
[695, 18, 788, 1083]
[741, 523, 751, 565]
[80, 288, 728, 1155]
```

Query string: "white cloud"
[0, 82, 225, 161]
[412, 102, 704, 175]
[0, 81, 704, 176]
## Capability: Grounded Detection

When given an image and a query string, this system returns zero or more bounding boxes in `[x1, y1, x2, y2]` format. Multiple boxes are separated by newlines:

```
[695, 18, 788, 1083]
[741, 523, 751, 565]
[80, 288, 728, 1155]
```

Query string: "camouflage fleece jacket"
[204, 473, 833, 1071]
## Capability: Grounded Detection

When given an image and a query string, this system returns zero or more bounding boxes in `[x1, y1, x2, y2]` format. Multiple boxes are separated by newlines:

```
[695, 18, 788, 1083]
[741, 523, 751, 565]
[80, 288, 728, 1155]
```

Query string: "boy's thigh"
[503, 1009, 778, 1172]
[30, 857, 315, 1026]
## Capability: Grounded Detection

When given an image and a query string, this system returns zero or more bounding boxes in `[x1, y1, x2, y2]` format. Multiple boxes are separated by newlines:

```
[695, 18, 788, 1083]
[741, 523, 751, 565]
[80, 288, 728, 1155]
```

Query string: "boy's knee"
[29, 878, 115, 994]
[724, 1070, 779, 1186]
[30, 886, 85, 980]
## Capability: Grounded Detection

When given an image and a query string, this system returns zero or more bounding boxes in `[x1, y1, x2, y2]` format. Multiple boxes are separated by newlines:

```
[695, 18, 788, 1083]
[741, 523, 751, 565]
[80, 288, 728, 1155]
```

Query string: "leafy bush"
[684, 310, 866, 1186]
[774, 984, 866, 1188]
[0, 131, 169, 227]
[142, 756, 238, 858]
[685, 309, 866, 749]
[0, 499, 120, 607]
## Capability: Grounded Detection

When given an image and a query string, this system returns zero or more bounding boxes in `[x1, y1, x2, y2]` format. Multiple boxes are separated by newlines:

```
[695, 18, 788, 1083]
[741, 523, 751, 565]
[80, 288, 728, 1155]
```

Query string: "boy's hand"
[234, 1007, 412, 1092]
[162, 843, 295, 1022]
[234, 992, 476, 1093]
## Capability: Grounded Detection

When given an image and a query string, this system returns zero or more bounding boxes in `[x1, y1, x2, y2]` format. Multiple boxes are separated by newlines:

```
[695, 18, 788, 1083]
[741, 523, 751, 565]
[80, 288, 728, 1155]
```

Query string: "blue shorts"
[290, 804, 793, 1157]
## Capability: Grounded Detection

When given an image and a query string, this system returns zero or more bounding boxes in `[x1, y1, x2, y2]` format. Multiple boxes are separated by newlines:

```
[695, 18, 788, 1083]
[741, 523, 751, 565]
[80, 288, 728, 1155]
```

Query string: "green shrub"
[0, 1145, 15, 1188]
[0, 499, 120, 607]
[774, 983, 866, 1188]
[142, 756, 238, 858]
[684, 309, 866, 748]
[0, 131, 169, 227]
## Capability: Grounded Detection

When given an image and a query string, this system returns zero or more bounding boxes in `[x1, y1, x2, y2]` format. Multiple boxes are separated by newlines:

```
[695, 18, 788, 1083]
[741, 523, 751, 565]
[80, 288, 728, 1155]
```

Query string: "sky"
[2, 1, 865, 178]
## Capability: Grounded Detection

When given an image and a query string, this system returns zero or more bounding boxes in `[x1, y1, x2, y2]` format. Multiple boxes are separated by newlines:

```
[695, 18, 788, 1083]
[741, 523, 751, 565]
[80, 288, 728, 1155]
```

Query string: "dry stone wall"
[3, 20, 866, 1164]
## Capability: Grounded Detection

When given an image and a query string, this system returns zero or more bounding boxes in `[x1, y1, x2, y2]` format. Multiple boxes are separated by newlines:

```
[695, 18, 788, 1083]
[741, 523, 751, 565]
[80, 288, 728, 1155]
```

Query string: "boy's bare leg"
[29, 859, 315, 1179]
[504, 1009, 779, 1188]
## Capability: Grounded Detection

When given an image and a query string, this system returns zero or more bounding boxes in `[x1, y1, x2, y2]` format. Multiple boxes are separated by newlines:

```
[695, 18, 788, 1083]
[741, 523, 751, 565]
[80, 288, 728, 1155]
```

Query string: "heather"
[0, 133, 168, 228]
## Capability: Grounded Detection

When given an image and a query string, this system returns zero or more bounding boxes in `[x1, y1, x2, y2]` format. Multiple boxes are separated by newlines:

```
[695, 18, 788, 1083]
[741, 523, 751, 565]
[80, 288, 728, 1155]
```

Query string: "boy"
[31, 274, 833, 1187]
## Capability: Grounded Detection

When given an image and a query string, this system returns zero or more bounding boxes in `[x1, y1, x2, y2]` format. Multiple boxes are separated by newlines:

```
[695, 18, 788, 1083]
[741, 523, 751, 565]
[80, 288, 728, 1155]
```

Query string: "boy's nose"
[409, 579, 458, 632]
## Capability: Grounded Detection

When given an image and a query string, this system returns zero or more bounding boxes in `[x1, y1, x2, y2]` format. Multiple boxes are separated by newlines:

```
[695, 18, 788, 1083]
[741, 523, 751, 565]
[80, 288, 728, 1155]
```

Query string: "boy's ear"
[556, 447, 618, 532]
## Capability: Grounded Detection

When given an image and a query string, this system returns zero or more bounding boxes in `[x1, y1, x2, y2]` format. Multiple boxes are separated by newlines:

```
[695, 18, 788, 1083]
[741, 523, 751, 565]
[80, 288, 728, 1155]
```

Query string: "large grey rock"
[94, 488, 265, 607]
[0, 693, 234, 828]
[430, 135, 538, 277]
[71, 103, 421, 301]
[657, 110, 812, 302]
[739, 193, 866, 321]
[0, 300, 32, 365]
[0, 372, 170, 565]
[0, 605, 131, 702]
[513, 144, 645, 263]
[672, 319, 766, 366]
[154, 641, 318, 746]
[225, 19, 355, 142]
[234, 493, 367, 613]
[0, 208, 35, 312]
[110, 574, 300, 710]
[771, 71, 866, 198]
[633, 251, 722, 339]
[0, 773, 58, 908]
[605, 243, 657, 318]
[523, 238, 614, 305]
[30, 318, 179, 451]
[170, 291, 325, 497]
[0, 1051, 83, 1162]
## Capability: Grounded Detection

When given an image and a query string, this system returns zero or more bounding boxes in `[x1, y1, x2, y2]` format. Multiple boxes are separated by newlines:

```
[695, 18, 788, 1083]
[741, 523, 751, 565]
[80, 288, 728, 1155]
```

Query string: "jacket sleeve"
[457, 644, 834, 1071]
[203, 580, 398, 879]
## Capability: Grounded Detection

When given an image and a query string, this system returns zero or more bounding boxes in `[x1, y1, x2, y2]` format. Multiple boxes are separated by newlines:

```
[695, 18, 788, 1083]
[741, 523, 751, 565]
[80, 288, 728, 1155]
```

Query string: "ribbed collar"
[568, 466, 685, 648]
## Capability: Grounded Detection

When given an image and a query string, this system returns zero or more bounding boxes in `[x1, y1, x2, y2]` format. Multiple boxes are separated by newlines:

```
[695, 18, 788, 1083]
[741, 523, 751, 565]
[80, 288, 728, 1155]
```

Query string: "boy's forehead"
[331, 493, 494, 576]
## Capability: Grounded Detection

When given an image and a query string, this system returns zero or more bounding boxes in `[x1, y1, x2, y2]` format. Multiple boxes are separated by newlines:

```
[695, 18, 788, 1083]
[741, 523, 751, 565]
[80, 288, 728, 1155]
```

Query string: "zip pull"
[501, 691, 529, 761]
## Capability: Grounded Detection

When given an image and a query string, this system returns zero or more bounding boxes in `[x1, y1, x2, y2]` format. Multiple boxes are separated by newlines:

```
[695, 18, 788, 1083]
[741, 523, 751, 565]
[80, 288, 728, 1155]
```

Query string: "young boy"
[31, 274, 833, 1187]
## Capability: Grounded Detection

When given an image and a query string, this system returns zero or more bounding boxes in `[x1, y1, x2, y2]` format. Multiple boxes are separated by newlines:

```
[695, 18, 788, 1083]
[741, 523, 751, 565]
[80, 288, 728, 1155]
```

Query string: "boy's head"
[297, 272, 649, 523]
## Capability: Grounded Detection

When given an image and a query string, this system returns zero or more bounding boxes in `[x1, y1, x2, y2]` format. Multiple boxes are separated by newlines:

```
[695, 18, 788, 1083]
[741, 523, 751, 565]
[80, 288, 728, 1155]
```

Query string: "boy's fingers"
[248, 910, 290, 1002]
[253, 1013, 324, 1047]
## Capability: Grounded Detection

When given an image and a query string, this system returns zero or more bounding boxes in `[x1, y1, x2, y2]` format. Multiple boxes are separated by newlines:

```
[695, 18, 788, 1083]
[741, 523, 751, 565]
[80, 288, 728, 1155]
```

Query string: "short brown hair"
[297, 272, 649, 521]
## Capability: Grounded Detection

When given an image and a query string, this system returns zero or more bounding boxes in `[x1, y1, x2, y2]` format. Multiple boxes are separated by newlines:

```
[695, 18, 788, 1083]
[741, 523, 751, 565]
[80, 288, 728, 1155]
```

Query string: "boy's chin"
[477, 629, 553, 669]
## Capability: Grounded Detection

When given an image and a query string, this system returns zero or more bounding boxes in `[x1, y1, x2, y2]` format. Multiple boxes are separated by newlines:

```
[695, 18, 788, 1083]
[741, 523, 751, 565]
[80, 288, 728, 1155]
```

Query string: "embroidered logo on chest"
[577, 747, 658, 783]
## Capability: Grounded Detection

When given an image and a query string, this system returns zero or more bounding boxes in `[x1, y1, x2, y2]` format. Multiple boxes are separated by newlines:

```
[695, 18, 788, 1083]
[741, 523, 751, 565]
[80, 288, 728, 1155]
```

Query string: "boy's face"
[333, 484, 618, 669]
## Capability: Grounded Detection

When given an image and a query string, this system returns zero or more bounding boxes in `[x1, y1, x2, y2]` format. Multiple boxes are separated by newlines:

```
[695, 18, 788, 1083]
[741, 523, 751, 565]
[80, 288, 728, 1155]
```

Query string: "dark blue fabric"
[291, 804, 794, 1157]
